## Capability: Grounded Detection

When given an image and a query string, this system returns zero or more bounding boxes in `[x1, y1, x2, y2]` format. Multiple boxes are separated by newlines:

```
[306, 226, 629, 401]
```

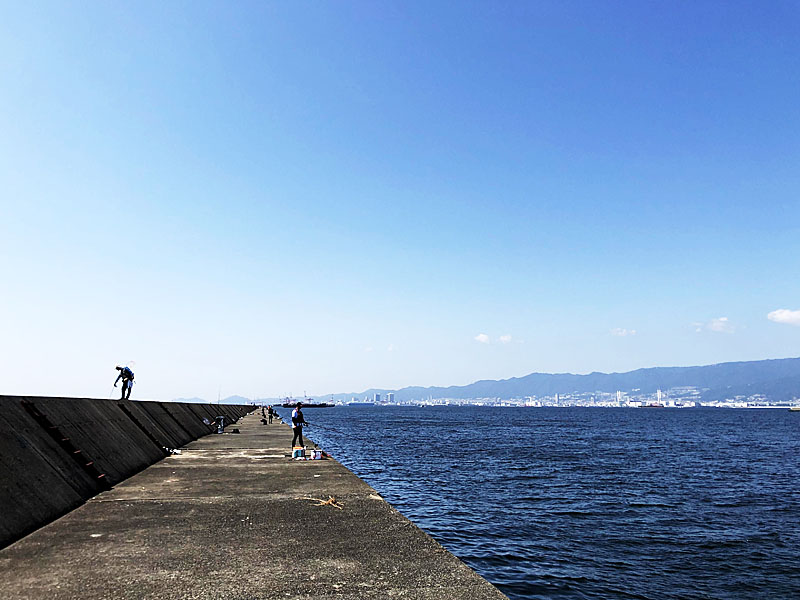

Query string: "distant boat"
[790, 407, 800, 412]
[640, 403, 665, 408]
[281, 399, 334, 408]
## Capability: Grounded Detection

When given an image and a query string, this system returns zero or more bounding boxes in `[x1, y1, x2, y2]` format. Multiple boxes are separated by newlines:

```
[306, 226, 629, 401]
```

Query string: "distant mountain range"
[172, 395, 252, 405]
[324, 358, 800, 403]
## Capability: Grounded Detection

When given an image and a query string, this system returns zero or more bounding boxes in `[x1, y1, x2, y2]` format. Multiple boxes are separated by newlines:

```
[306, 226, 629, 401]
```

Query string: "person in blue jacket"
[291, 402, 308, 448]
[114, 365, 135, 400]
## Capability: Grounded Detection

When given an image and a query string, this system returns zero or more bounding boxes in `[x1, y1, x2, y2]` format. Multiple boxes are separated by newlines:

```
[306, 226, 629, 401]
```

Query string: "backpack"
[124, 367, 134, 380]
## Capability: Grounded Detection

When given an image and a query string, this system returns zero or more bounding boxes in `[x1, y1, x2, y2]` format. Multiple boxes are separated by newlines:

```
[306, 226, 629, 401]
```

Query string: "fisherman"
[267, 405, 274, 424]
[114, 365, 134, 400]
[291, 402, 308, 448]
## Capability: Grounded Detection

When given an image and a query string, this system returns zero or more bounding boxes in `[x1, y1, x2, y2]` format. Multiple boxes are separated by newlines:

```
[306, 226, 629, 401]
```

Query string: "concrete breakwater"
[0, 395, 250, 548]
[0, 399, 508, 599]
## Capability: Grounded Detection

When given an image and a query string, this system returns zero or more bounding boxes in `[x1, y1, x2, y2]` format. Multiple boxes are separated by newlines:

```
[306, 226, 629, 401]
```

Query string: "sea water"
[279, 406, 800, 599]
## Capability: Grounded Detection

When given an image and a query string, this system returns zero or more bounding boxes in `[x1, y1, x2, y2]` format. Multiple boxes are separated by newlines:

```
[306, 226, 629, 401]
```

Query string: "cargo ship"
[281, 399, 334, 408]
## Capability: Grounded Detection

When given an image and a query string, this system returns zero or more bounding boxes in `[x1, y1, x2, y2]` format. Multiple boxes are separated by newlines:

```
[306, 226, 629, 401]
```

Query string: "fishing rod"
[272, 407, 348, 434]
[312, 425, 369, 442]
[303, 422, 348, 436]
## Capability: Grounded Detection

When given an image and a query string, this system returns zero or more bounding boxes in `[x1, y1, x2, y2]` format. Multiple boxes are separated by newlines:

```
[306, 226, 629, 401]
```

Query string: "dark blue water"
[279, 406, 800, 599]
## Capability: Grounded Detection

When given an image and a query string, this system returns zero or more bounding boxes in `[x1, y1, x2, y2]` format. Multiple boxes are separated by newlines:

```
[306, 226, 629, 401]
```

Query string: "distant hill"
[326, 358, 800, 403]
[221, 395, 252, 405]
[171, 395, 253, 405]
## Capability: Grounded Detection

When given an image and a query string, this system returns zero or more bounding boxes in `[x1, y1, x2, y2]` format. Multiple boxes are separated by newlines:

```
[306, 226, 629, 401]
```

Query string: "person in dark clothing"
[114, 365, 134, 400]
[291, 402, 308, 448]
[267, 405, 274, 424]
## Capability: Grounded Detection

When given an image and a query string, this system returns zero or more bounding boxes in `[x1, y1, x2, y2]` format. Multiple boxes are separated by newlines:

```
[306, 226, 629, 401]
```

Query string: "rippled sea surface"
[278, 406, 800, 599]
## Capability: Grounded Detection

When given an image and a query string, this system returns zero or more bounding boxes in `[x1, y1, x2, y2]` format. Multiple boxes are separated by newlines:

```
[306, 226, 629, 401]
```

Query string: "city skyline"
[2, 2, 799, 401]
[237, 357, 800, 412]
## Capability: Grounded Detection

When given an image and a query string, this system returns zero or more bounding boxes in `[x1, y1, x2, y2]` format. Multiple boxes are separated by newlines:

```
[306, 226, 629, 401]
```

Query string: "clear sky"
[1, 1, 799, 401]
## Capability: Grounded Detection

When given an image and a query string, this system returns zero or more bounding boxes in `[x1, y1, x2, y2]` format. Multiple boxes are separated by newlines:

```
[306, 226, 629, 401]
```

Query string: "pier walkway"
[1, 410, 507, 599]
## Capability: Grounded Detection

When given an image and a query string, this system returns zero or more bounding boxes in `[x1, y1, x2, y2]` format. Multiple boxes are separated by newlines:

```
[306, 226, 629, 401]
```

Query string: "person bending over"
[114, 365, 135, 400]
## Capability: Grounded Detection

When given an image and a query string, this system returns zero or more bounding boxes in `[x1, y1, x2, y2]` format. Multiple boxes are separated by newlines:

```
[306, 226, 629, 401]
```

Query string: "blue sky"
[1, 1, 799, 401]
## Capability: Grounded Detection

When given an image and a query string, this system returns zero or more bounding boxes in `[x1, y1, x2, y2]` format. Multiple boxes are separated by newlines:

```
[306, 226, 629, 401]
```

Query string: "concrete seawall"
[0, 396, 250, 548]
[0, 400, 508, 599]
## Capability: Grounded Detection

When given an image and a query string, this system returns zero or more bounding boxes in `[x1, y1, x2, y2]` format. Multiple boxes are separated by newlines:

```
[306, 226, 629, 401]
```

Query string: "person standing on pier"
[267, 405, 274, 424]
[291, 402, 308, 448]
[114, 365, 134, 400]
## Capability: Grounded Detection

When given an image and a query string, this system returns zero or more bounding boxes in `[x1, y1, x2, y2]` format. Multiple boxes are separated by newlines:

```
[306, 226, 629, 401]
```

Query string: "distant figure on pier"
[267, 405, 274, 424]
[114, 365, 134, 400]
[291, 402, 308, 448]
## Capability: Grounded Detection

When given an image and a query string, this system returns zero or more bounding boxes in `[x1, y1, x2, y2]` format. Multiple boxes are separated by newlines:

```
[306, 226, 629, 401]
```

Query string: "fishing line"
[272, 409, 348, 434]
[305, 422, 348, 436]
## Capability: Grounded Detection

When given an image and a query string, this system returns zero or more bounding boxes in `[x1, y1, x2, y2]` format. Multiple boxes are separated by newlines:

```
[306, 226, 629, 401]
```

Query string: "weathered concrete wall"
[0, 396, 251, 548]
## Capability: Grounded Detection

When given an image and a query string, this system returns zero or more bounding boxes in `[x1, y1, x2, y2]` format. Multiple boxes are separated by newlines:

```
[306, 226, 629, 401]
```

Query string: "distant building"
[374, 393, 381, 403]
[386, 393, 395, 403]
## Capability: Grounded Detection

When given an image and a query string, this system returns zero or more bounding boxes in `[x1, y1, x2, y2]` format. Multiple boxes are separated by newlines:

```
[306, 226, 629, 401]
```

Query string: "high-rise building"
[374, 393, 381, 403]
[386, 393, 395, 403]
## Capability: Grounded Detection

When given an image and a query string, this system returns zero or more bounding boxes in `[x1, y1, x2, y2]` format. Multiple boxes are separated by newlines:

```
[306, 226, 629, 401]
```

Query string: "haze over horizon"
[2, 2, 799, 401]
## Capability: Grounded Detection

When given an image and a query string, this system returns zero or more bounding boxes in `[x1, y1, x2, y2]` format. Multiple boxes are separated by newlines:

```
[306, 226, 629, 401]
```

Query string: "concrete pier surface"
[1, 411, 508, 599]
